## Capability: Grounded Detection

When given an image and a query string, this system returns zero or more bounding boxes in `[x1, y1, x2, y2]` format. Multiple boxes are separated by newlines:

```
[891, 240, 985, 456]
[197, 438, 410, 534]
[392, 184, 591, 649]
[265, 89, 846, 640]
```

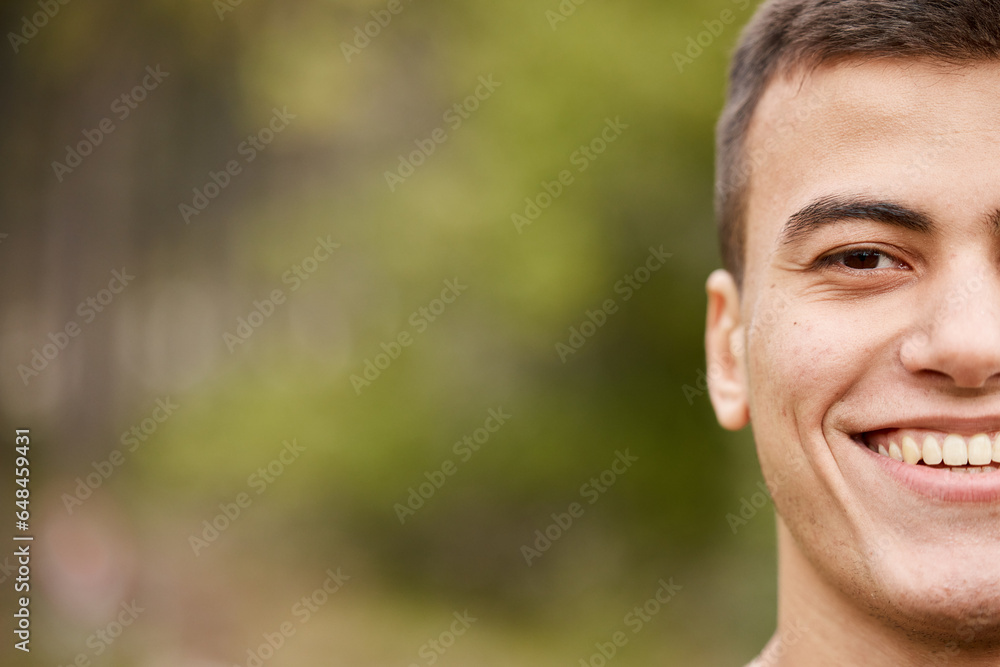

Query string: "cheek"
[745, 299, 878, 467]
[749, 300, 881, 414]
[745, 306, 876, 580]
[748, 313, 825, 417]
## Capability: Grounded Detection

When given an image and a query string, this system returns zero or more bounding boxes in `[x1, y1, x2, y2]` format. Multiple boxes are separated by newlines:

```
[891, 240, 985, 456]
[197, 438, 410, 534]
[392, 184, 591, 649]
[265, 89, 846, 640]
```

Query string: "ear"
[705, 269, 750, 430]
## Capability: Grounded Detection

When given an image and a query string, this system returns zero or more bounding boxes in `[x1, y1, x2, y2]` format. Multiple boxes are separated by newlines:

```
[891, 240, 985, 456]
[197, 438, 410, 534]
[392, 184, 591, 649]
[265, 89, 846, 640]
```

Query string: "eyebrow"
[779, 195, 934, 246]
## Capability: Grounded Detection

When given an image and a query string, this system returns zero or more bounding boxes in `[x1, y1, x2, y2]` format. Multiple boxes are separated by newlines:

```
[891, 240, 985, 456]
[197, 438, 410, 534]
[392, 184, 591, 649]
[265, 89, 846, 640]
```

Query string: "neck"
[756, 519, 1000, 667]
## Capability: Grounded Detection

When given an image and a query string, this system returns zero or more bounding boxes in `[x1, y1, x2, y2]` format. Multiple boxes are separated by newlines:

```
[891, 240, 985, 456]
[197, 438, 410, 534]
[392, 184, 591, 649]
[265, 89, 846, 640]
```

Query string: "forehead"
[740, 58, 1000, 291]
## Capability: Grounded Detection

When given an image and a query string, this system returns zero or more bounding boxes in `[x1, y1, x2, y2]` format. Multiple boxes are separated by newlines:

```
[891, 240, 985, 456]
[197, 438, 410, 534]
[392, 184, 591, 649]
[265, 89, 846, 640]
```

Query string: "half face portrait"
[706, 1, 1000, 664]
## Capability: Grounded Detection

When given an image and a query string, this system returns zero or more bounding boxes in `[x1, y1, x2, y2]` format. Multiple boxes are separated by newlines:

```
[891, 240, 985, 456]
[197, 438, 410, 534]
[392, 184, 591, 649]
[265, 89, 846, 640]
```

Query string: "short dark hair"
[716, 0, 1000, 284]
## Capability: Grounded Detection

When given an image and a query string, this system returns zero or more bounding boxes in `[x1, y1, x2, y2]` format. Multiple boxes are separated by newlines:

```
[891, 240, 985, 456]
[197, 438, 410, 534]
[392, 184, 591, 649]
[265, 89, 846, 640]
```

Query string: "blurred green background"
[0, 0, 775, 664]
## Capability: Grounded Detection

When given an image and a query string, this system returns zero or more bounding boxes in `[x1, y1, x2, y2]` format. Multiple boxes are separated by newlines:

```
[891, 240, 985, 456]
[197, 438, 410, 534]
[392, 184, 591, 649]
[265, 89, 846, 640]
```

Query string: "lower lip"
[860, 441, 1000, 503]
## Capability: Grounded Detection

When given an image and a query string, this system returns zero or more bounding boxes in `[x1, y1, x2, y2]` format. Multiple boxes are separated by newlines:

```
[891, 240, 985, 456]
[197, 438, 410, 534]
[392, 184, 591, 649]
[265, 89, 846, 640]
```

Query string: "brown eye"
[816, 247, 906, 272]
[842, 249, 883, 269]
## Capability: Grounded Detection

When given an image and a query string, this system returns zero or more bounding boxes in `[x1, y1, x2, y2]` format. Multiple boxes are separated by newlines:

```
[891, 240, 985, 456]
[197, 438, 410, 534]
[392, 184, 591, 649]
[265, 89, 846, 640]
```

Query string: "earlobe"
[705, 269, 750, 430]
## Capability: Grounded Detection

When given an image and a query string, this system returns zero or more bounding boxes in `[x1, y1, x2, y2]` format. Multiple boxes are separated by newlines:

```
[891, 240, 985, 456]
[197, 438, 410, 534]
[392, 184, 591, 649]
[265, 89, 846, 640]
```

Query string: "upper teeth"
[867, 431, 1000, 470]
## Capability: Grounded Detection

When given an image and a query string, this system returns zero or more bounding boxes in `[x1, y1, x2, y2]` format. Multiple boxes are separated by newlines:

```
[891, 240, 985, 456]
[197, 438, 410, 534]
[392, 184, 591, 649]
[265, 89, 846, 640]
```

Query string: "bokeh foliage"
[0, 0, 776, 664]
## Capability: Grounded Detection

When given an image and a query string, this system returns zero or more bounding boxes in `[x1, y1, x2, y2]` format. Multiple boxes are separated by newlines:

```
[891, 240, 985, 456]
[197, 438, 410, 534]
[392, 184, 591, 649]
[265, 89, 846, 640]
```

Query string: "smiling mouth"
[859, 430, 1000, 473]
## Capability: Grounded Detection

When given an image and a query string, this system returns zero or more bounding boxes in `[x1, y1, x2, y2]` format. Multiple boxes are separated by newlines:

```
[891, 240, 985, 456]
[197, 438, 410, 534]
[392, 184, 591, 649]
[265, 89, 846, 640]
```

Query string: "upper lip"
[848, 413, 1000, 438]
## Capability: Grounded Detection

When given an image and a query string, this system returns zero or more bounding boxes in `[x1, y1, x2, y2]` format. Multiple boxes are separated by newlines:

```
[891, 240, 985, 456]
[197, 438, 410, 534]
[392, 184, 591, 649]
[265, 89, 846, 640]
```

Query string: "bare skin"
[707, 59, 1000, 666]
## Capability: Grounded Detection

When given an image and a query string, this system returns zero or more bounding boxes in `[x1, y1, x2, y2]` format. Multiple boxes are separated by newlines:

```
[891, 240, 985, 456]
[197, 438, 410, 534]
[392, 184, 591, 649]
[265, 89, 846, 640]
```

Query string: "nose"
[900, 267, 1000, 388]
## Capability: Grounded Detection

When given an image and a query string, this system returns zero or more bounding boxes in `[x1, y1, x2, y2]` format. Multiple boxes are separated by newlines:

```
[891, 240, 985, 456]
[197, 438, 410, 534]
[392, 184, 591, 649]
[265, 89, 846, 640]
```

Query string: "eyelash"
[814, 246, 909, 271]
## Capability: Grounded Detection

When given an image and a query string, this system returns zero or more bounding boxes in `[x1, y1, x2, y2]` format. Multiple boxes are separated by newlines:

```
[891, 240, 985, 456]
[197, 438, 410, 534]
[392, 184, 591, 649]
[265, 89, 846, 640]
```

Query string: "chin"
[860, 539, 1000, 643]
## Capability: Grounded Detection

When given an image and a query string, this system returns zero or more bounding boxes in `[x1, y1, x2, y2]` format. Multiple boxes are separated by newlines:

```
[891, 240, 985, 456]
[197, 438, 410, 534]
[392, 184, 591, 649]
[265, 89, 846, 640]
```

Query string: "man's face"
[709, 59, 1000, 635]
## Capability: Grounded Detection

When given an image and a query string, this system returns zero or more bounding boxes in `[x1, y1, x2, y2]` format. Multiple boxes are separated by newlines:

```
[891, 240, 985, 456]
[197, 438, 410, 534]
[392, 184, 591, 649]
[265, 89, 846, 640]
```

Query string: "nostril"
[900, 326, 1000, 389]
